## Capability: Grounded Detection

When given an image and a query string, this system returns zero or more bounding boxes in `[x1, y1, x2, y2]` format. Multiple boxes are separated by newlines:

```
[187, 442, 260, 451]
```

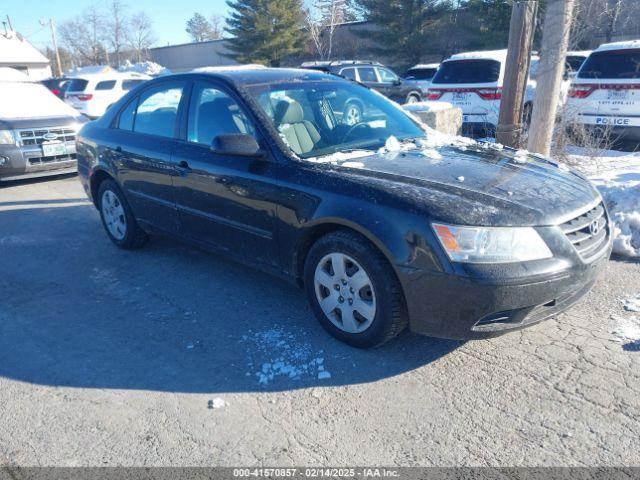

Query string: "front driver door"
[171, 80, 281, 268]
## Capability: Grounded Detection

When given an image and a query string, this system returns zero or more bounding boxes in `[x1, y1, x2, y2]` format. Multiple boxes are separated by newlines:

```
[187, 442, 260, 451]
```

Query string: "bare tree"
[210, 14, 225, 39]
[58, 5, 107, 66]
[106, 0, 129, 67]
[306, 0, 351, 60]
[128, 12, 155, 62]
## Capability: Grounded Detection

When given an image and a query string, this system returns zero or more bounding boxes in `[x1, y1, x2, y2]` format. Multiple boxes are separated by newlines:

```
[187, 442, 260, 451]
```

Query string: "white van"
[426, 50, 536, 137]
[566, 40, 640, 141]
[65, 70, 151, 119]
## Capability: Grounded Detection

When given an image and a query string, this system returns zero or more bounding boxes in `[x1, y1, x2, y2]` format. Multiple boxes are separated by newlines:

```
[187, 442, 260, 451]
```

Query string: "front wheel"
[98, 179, 149, 250]
[304, 230, 408, 348]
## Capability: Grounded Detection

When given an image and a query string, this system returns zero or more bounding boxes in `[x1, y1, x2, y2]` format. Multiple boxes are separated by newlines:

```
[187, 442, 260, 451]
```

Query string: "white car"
[566, 40, 640, 141]
[426, 50, 537, 138]
[64, 71, 151, 119]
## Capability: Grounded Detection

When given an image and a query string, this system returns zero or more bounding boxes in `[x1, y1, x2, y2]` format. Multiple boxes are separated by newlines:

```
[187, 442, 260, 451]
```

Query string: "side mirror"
[393, 79, 403, 86]
[212, 134, 264, 158]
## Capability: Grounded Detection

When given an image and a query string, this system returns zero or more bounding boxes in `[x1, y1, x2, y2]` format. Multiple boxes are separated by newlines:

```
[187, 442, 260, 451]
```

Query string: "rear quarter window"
[122, 79, 146, 91]
[66, 79, 89, 92]
[432, 59, 501, 84]
[578, 49, 640, 79]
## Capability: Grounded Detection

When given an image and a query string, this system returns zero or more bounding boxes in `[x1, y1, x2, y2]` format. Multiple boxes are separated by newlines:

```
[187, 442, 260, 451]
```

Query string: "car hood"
[331, 144, 601, 226]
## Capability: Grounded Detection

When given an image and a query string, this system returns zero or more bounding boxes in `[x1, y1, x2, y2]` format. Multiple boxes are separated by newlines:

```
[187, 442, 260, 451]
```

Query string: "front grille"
[27, 153, 77, 165]
[18, 127, 76, 146]
[561, 203, 609, 261]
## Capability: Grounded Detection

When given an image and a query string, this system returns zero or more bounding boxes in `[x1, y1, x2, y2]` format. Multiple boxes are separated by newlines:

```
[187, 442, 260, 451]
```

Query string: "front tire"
[304, 230, 408, 348]
[98, 179, 149, 250]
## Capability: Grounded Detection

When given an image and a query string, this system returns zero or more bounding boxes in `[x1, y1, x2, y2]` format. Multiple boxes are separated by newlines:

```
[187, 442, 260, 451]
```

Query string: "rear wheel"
[98, 179, 149, 250]
[304, 230, 408, 348]
[344, 102, 362, 126]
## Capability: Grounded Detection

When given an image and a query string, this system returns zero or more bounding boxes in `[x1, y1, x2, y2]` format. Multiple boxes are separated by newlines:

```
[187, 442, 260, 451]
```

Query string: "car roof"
[301, 60, 382, 68]
[446, 49, 508, 63]
[594, 39, 640, 52]
[182, 67, 341, 86]
[408, 63, 440, 70]
[566, 50, 592, 57]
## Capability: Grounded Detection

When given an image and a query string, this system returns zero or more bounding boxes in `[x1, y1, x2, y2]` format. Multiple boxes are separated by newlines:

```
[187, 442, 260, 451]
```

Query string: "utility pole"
[496, 0, 538, 148]
[43, 18, 63, 77]
[527, 0, 575, 156]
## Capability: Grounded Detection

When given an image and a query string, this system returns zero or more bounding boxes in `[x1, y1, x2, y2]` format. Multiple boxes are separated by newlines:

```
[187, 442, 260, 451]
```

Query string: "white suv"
[65, 72, 151, 119]
[427, 50, 537, 138]
[566, 40, 640, 141]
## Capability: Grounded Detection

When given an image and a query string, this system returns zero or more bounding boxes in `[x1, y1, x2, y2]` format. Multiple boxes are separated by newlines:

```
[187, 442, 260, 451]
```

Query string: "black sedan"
[76, 68, 612, 348]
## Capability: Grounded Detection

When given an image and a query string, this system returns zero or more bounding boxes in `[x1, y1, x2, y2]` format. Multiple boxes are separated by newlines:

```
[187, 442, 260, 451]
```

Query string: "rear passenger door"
[109, 80, 187, 234]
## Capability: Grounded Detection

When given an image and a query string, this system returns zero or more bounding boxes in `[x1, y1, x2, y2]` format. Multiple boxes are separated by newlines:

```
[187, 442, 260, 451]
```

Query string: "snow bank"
[119, 60, 170, 77]
[568, 147, 640, 257]
[403, 101, 453, 113]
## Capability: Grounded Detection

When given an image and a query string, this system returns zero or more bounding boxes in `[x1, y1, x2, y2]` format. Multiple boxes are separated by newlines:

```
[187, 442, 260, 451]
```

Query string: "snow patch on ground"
[611, 315, 640, 343]
[622, 293, 640, 312]
[569, 147, 640, 257]
[208, 398, 227, 409]
[241, 328, 331, 385]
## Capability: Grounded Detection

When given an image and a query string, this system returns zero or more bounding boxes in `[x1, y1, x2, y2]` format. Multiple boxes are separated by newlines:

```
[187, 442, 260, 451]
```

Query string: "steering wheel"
[341, 122, 370, 142]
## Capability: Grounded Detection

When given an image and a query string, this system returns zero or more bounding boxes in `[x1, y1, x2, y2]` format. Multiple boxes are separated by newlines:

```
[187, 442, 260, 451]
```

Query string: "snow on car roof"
[446, 49, 508, 63]
[408, 63, 440, 69]
[67, 65, 151, 81]
[566, 50, 593, 57]
[595, 39, 640, 52]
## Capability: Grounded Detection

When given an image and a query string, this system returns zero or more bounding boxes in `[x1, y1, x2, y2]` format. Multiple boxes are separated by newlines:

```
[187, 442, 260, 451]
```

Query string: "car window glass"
[187, 82, 256, 145]
[122, 79, 145, 91]
[377, 68, 398, 83]
[406, 68, 437, 80]
[578, 49, 640, 79]
[96, 80, 116, 90]
[66, 79, 88, 92]
[117, 98, 137, 131]
[432, 59, 501, 84]
[133, 82, 185, 138]
[341, 68, 356, 81]
[358, 67, 378, 83]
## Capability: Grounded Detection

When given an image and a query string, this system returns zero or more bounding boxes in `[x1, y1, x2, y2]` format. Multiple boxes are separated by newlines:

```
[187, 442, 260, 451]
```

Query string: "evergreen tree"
[352, 0, 449, 67]
[225, 0, 306, 66]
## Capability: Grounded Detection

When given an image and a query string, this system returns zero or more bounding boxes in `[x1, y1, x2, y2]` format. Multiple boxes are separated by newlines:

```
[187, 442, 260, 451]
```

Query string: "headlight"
[432, 223, 552, 263]
[0, 130, 16, 145]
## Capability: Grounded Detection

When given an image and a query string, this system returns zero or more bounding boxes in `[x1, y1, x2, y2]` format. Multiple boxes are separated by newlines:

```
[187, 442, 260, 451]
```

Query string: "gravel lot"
[1, 174, 639, 467]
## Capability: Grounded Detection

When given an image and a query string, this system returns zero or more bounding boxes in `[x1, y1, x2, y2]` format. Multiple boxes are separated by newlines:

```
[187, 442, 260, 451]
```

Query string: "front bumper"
[403, 217, 612, 340]
[0, 128, 78, 181]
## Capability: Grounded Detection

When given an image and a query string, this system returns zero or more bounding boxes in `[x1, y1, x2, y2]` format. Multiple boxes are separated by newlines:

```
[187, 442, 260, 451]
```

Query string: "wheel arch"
[89, 168, 116, 208]
[292, 218, 400, 288]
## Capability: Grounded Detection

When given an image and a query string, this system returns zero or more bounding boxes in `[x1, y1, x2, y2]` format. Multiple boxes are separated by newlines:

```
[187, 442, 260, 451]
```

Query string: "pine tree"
[225, 0, 306, 66]
[352, 0, 449, 67]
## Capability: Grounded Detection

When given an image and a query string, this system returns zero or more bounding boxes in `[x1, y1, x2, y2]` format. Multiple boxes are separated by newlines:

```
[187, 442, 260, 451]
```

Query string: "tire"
[304, 230, 408, 348]
[97, 179, 149, 250]
[406, 94, 420, 104]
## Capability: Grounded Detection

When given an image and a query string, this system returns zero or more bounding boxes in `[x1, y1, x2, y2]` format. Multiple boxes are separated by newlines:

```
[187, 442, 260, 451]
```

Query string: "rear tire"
[406, 94, 420, 104]
[304, 230, 408, 348]
[98, 179, 149, 250]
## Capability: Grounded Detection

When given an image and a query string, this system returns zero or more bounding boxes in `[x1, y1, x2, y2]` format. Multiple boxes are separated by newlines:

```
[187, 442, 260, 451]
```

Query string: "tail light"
[51, 89, 60, 96]
[476, 88, 502, 100]
[71, 94, 93, 101]
[427, 89, 444, 100]
[568, 85, 596, 98]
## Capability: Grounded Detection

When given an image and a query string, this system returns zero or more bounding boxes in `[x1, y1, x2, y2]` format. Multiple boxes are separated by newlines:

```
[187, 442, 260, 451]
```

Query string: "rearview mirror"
[212, 134, 263, 158]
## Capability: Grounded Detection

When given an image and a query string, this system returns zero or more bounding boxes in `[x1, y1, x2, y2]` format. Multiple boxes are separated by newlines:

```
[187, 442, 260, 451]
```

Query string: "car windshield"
[578, 49, 640, 79]
[247, 80, 425, 159]
[432, 59, 501, 84]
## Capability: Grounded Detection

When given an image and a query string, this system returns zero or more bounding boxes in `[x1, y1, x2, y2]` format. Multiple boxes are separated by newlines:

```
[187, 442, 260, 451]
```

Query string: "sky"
[3, 0, 232, 51]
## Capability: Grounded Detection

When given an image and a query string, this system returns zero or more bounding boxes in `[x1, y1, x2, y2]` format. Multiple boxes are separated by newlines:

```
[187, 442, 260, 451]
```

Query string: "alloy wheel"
[101, 189, 127, 241]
